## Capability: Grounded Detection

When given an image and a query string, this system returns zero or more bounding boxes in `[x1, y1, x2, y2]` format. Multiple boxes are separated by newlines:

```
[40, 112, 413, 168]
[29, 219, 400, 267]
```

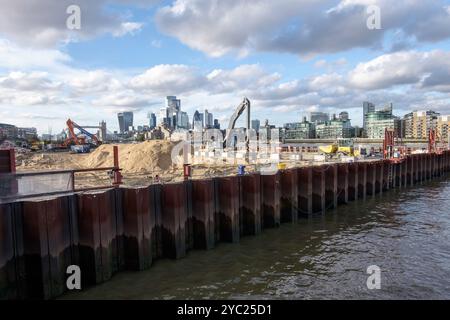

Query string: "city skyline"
[1, 1, 450, 134]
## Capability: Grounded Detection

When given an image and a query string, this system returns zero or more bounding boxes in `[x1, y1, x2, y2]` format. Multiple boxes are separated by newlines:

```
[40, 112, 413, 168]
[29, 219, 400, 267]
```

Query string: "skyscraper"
[159, 107, 169, 126]
[366, 106, 401, 139]
[213, 119, 220, 130]
[404, 110, 440, 139]
[148, 112, 157, 129]
[193, 110, 204, 129]
[176, 111, 190, 129]
[204, 109, 213, 128]
[339, 111, 349, 121]
[166, 96, 181, 111]
[251, 119, 260, 132]
[118, 112, 133, 133]
[363, 101, 375, 131]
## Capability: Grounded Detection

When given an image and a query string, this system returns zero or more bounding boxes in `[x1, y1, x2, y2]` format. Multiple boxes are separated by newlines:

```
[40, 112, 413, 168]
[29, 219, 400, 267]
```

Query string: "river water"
[65, 176, 450, 300]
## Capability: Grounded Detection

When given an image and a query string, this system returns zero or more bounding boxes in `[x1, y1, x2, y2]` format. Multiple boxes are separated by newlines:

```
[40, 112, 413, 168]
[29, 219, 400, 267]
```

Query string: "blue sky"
[1, 0, 450, 134]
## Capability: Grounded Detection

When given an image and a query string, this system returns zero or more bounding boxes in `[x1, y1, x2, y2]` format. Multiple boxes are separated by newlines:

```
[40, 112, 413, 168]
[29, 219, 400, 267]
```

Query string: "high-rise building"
[404, 110, 440, 139]
[157, 96, 182, 131]
[148, 112, 157, 129]
[363, 101, 376, 131]
[283, 117, 316, 139]
[176, 111, 190, 129]
[118, 112, 133, 133]
[193, 110, 204, 130]
[339, 111, 349, 122]
[315, 116, 352, 139]
[166, 96, 181, 112]
[159, 107, 168, 126]
[366, 107, 401, 139]
[204, 109, 213, 128]
[0, 123, 19, 139]
[17, 127, 38, 140]
[437, 115, 450, 142]
[251, 119, 261, 132]
[213, 119, 220, 130]
[310, 112, 329, 124]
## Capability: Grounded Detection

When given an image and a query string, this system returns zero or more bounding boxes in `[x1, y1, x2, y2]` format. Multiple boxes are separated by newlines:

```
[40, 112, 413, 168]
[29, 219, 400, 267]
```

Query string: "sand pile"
[82, 140, 178, 174]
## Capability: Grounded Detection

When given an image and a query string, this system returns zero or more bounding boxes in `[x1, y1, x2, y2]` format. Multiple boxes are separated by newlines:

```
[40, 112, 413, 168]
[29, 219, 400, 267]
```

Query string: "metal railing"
[0, 146, 122, 204]
[0, 166, 122, 204]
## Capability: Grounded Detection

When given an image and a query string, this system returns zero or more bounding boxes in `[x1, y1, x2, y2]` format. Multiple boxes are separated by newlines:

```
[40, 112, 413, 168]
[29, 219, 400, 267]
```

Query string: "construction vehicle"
[64, 119, 102, 153]
[319, 138, 357, 159]
[30, 141, 43, 151]
[224, 97, 251, 148]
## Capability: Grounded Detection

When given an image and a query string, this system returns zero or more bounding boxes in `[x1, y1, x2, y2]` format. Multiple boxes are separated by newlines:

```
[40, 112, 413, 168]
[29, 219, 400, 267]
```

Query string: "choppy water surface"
[65, 178, 450, 300]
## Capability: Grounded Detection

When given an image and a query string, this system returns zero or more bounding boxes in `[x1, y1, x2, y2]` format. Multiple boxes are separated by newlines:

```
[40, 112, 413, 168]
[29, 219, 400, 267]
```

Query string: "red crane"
[428, 129, 437, 154]
[383, 128, 405, 163]
[383, 128, 395, 159]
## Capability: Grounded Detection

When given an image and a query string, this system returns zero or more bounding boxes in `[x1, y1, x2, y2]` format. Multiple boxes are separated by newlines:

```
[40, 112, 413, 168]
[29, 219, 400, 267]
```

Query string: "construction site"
[1, 98, 450, 300]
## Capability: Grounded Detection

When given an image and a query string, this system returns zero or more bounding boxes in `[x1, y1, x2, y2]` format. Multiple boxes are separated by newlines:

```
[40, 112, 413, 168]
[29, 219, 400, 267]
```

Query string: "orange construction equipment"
[64, 119, 100, 147]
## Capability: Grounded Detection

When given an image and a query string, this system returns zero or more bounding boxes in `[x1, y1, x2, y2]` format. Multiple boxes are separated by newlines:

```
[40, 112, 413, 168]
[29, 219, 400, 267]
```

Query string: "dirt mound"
[82, 140, 178, 173]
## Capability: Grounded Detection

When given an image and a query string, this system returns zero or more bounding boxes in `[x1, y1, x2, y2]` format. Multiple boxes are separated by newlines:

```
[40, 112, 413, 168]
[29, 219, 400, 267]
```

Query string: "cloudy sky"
[1, 0, 450, 134]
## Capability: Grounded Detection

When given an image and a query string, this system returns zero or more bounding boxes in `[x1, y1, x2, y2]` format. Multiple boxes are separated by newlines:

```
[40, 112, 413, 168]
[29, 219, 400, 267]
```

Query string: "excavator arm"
[224, 97, 251, 146]
[64, 119, 100, 146]
[71, 120, 99, 144]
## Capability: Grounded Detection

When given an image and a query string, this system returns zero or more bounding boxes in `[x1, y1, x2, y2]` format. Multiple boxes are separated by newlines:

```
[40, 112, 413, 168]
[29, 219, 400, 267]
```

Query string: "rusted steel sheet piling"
[215, 176, 240, 242]
[348, 163, 358, 201]
[191, 179, 215, 250]
[445, 152, 447, 171]
[239, 174, 262, 236]
[399, 161, 405, 187]
[445, 152, 448, 171]
[2, 151, 450, 300]
[366, 162, 376, 197]
[150, 184, 163, 259]
[160, 183, 187, 259]
[183, 180, 194, 252]
[357, 162, 367, 200]
[19, 196, 78, 299]
[416, 154, 422, 184]
[280, 169, 299, 223]
[122, 187, 154, 271]
[438, 153, 444, 176]
[324, 164, 338, 210]
[261, 173, 281, 227]
[298, 167, 312, 216]
[418, 154, 425, 183]
[0, 203, 24, 300]
[411, 155, 418, 184]
[431, 154, 437, 178]
[374, 161, 384, 194]
[311, 166, 325, 214]
[406, 156, 413, 186]
[77, 190, 122, 286]
[426, 154, 432, 181]
[396, 161, 403, 188]
[337, 163, 349, 205]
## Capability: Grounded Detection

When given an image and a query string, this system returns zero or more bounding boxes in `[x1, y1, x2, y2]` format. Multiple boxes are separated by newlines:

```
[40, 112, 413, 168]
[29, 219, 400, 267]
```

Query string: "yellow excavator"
[319, 138, 358, 158]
